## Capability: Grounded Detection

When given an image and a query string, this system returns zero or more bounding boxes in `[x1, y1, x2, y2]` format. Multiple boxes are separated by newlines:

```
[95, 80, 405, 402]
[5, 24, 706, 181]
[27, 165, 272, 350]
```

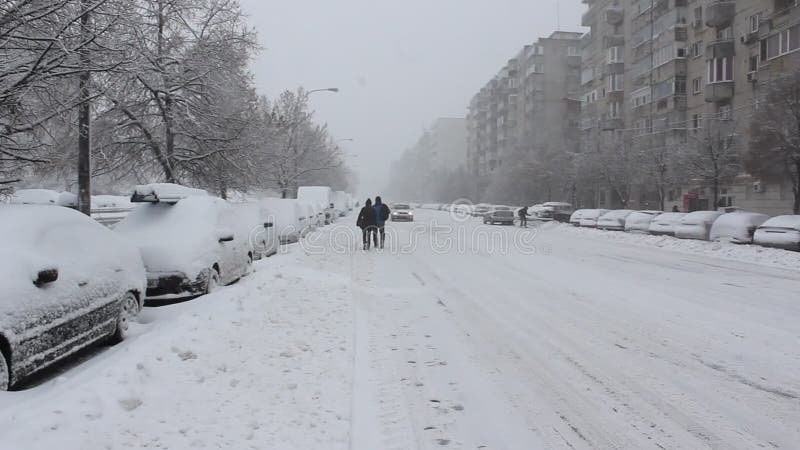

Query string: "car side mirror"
[34, 268, 59, 286]
[217, 229, 235, 243]
[264, 222, 274, 228]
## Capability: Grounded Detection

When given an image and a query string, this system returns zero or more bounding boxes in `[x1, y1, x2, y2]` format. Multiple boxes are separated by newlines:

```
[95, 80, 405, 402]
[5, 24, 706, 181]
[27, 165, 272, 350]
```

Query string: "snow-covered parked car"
[10, 189, 77, 207]
[648, 212, 686, 236]
[569, 209, 588, 226]
[596, 209, 635, 231]
[91, 195, 134, 227]
[709, 211, 770, 244]
[578, 209, 610, 228]
[0, 205, 145, 390]
[624, 210, 663, 233]
[674, 210, 724, 241]
[538, 202, 574, 222]
[115, 187, 252, 301]
[297, 186, 335, 224]
[753, 215, 800, 251]
[296, 201, 318, 233]
[261, 198, 306, 244]
[230, 202, 279, 260]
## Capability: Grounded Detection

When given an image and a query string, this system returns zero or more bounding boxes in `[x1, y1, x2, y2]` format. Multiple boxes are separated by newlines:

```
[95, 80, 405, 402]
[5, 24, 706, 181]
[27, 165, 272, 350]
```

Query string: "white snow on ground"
[551, 220, 800, 271]
[0, 245, 354, 450]
[2, 210, 800, 449]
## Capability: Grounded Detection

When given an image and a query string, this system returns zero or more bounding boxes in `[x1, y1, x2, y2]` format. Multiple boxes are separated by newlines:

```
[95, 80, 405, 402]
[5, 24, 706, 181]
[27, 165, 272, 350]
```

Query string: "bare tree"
[253, 89, 343, 198]
[680, 116, 742, 210]
[746, 69, 800, 214]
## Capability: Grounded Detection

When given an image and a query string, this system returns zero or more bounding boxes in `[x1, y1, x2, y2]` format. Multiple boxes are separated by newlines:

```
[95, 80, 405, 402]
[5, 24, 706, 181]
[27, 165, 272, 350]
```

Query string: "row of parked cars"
[0, 184, 352, 391]
[568, 208, 800, 250]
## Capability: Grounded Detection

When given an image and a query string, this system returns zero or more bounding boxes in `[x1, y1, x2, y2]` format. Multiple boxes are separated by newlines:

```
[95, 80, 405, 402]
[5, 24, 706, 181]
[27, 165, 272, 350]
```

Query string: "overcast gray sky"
[239, 0, 585, 197]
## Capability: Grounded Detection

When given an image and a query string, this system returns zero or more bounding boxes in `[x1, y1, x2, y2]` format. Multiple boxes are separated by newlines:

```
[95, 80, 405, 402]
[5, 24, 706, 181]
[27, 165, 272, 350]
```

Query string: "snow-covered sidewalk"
[0, 245, 354, 450]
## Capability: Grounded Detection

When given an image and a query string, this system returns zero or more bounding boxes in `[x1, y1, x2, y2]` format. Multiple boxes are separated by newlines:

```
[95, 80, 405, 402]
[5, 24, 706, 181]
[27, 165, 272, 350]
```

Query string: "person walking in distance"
[373, 196, 391, 249]
[356, 198, 377, 250]
[518, 205, 528, 228]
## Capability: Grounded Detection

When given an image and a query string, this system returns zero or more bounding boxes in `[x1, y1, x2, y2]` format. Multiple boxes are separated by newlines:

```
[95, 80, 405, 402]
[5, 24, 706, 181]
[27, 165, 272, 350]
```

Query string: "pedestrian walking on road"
[356, 198, 377, 250]
[518, 206, 528, 228]
[373, 196, 391, 249]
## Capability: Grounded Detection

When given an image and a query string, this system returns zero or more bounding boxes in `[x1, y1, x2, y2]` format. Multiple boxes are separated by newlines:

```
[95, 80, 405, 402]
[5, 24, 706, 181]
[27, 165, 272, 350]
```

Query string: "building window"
[581, 67, 595, 85]
[694, 6, 703, 21]
[707, 57, 734, 82]
[607, 46, 624, 63]
[719, 104, 732, 120]
[690, 41, 703, 58]
[692, 113, 703, 131]
[762, 25, 800, 60]
[608, 74, 624, 92]
[675, 75, 686, 94]
[567, 46, 581, 56]
[750, 13, 761, 33]
[717, 27, 733, 40]
[609, 101, 622, 118]
[631, 87, 651, 108]
[692, 77, 702, 94]
[533, 45, 544, 55]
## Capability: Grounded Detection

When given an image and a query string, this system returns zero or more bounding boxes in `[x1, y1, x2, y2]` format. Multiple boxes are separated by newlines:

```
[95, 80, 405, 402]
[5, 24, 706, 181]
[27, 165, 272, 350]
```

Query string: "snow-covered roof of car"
[131, 183, 208, 203]
[758, 215, 800, 230]
[710, 211, 770, 241]
[680, 210, 724, 224]
[652, 212, 686, 223]
[10, 189, 78, 208]
[599, 209, 635, 219]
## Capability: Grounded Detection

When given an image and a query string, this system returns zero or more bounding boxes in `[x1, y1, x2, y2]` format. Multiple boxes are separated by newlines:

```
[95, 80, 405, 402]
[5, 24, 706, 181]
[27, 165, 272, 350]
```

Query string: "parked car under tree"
[0, 205, 146, 390]
[115, 185, 252, 302]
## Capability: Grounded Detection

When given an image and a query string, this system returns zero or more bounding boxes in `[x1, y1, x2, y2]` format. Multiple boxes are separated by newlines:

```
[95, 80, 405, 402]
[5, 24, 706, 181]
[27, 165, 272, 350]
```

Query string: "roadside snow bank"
[547, 222, 800, 271]
[0, 245, 354, 450]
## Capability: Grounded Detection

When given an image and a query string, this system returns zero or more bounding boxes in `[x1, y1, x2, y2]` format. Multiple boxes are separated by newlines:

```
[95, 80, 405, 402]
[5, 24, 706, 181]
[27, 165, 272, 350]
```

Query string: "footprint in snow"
[119, 397, 143, 411]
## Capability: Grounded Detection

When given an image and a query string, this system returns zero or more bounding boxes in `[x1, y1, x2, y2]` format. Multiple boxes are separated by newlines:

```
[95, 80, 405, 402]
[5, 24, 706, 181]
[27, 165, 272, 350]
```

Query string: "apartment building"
[579, 0, 798, 214]
[466, 31, 583, 201]
[671, 0, 800, 215]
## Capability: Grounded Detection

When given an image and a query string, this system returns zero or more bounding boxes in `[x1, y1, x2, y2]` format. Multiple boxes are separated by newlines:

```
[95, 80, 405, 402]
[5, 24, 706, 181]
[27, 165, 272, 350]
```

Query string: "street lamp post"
[307, 87, 339, 95]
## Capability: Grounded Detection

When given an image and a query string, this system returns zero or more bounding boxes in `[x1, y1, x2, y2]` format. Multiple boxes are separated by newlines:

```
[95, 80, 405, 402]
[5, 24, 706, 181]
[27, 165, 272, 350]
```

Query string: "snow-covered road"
[2, 209, 799, 449]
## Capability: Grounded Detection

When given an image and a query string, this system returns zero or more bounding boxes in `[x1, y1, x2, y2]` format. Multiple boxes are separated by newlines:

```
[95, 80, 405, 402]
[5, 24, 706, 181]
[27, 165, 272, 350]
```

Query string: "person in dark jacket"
[518, 206, 528, 228]
[373, 196, 391, 249]
[356, 198, 377, 250]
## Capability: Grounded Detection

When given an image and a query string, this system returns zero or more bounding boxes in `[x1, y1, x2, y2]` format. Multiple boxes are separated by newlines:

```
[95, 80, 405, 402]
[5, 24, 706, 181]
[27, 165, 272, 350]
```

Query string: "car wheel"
[205, 268, 221, 294]
[111, 291, 139, 344]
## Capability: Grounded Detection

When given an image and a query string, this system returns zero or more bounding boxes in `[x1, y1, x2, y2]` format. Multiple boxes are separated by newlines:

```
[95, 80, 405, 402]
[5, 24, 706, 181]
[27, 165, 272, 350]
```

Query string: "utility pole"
[77, 0, 92, 215]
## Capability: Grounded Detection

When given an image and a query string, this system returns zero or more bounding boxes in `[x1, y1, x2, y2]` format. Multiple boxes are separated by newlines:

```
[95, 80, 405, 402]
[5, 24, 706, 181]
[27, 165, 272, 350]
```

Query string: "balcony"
[602, 117, 624, 130]
[605, 7, 624, 25]
[582, 9, 596, 26]
[580, 31, 593, 49]
[705, 1, 735, 29]
[605, 61, 625, 75]
[704, 81, 734, 103]
[603, 34, 626, 48]
[706, 39, 735, 58]
[608, 90, 625, 102]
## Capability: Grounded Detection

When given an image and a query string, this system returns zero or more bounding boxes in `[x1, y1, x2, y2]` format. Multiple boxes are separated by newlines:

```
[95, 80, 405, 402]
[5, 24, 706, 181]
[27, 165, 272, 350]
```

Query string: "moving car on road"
[596, 209, 635, 231]
[483, 208, 516, 225]
[753, 215, 800, 251]
[709, 211, 770, 244]
[391, 203, 414, 221]
[674, 210, 724, 241]
[0, 205, 145, 390]
[115, 184, 252, 301]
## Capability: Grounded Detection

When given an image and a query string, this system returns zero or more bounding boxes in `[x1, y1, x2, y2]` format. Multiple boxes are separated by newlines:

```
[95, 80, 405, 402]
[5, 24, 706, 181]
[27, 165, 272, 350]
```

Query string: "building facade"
[578, 0, 799, 215]
[466, 31, 583, 201]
